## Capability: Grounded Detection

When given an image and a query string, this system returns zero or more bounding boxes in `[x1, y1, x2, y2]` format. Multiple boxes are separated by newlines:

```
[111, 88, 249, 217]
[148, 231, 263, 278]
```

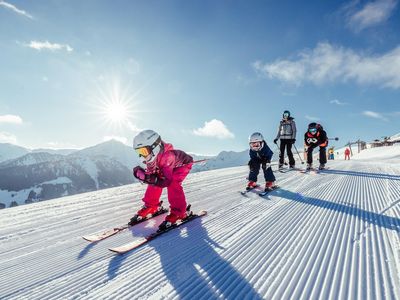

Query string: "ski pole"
[192, 159, 208, 164]
[328, 137, 339, 141]
[175, 158, 208, 168]
[293, 144, 305, 164]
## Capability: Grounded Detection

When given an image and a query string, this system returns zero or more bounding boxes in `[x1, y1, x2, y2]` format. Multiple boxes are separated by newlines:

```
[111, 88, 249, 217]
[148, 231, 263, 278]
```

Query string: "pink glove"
[133, 166, 146, 181]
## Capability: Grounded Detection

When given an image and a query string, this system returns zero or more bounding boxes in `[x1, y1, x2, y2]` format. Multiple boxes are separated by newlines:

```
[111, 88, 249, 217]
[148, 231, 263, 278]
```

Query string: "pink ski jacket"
[145, 142, 193, 187]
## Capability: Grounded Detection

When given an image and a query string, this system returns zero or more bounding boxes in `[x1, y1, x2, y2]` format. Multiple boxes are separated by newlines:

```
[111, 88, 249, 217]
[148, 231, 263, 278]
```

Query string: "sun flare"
[105, 101, 128, 123]
[91, 77, 141, 130]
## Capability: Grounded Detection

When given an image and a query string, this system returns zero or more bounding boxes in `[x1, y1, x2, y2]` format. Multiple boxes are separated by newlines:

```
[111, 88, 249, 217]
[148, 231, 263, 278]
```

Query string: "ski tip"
[82, 236, 98, 242]
[108, 248, 125, 254]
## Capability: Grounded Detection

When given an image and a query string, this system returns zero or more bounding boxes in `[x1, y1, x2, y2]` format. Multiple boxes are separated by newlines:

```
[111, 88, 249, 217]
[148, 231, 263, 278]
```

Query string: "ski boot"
[289, 164, 295, 170]
[246, 181, 258, 191]
[129, 202, 164, 225]
[318, 164, 325, 170]
[306, 163, 312, 171]
[278, 164, 284, 170]
[265, 181, 277, 192]
[158, 205, 192, 231]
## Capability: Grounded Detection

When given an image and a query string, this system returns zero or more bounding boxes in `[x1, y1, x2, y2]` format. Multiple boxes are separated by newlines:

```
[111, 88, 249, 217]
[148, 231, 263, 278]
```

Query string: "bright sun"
[106, 101, 128, 123]
[90, 76, 143, 131]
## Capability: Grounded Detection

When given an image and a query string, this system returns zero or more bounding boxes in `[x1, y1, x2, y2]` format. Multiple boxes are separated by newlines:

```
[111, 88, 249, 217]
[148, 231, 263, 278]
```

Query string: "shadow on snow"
[107, 218, 263, 299]
[273, 189, 400, 233]
[319, 169, 400, 181]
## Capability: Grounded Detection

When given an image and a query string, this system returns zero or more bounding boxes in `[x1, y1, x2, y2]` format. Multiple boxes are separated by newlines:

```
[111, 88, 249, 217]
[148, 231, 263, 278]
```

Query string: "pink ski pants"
[142, 164, 192, 215]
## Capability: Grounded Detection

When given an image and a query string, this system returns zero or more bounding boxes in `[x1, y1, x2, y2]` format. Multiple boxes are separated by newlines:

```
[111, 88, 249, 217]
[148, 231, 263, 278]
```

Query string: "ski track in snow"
[0, 160, 400, 299]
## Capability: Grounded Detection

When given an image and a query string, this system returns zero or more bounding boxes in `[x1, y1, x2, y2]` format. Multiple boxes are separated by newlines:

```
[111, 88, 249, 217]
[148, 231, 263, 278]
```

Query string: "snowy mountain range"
[0, 153, 134, 209]
[0, 143, 30, 162]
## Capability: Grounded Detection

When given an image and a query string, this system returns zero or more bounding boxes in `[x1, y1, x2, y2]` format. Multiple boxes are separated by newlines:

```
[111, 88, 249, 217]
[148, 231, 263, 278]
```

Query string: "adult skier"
[131, 129, 193, 230]
[247, 132, 277, 191]
[344, 148, 351, 160]
[274, 110, 296, 169]
[304, 123, 328, 170]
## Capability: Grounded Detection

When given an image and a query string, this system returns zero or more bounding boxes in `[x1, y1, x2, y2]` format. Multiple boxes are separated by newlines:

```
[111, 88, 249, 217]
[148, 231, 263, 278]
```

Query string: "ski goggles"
[135, 146, 152, 158]
[249, 141, 261, 147]
[283, 113, 290, 118]
[308, 128, 317, 134]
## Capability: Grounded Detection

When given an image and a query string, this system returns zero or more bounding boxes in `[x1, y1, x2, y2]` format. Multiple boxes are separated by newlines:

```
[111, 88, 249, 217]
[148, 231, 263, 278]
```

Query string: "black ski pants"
[248, 158, 276, 182]
[307, 145, 327, 165]
[279, 139, 295, 166]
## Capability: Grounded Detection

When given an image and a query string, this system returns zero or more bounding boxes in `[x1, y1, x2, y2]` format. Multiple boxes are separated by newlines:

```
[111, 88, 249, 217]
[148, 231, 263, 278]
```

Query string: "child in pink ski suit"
[132, 130, 193, 228]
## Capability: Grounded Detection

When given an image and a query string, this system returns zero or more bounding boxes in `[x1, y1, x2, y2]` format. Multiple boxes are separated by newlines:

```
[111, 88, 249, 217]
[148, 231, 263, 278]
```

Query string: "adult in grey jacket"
[274, 110, 296, 168]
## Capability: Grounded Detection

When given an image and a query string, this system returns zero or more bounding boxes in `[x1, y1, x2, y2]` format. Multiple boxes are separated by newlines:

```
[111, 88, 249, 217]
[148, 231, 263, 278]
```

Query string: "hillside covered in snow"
[0, 145, 399, 299]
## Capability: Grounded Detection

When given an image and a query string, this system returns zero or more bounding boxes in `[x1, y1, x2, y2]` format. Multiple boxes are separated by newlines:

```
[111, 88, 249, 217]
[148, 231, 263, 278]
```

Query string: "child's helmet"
[133, 130, 162, 163]
[249, 132, 264, 151]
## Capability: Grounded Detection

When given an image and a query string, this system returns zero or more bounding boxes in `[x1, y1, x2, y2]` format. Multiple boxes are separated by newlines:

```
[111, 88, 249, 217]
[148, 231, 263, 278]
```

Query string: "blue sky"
[0, 0, 399, 155]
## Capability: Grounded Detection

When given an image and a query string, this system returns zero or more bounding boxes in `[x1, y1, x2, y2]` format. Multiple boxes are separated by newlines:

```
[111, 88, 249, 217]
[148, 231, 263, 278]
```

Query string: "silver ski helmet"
[133, 129, 162, 163]
[249, 132, 264, 151]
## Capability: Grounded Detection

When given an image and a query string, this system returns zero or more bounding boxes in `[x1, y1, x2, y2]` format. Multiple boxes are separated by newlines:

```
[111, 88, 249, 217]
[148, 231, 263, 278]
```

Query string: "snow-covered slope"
[192, 150, 249, 172]
[0, 143, 29, 163]
[390, 132, 400, 142]
[352, 143, 400, 162]
[0, 152, 65, 168]
[0, 155, 134, 208]
[0, 146, 399, 299]
[32, 148, 77, 155]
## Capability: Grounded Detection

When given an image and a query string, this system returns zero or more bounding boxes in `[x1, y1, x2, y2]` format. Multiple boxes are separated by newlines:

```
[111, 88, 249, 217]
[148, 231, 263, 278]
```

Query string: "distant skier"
[131, 129, 193, 231]
[247, 132, 277, 191]
[274, 110, 297, 169]
[304, 123, 328, 170]
[344, 148, 351, 160]
[328, 148, 335, 160]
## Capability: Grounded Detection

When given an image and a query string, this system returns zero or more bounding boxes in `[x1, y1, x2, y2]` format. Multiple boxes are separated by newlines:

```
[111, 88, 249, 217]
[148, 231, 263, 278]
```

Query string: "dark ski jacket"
[304, 126, 328, 147]
[249, 142, 273, 162]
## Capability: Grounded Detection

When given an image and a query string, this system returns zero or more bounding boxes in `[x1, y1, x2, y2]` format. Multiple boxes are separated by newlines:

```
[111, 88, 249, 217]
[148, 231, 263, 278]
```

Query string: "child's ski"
[258, 185, 280, 197]
[82, 207, 168, 242]
[109, 210, 207, 254]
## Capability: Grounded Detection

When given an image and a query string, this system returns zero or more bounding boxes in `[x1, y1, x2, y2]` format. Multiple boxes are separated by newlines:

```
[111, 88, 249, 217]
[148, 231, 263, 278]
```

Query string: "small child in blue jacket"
[247, 132, 277, 191]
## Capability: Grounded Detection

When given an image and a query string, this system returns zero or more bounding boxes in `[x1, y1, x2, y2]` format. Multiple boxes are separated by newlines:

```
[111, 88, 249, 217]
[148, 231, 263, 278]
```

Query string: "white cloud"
[193, 119, 235, 139]
[0, 132, 17, 144]
[330, 99, 349, 105]
[362, 110, 389, 121]
[305, 115, 321, 121]
[0, 114, 23, 124]
[253, 42, 400, 89]
[26, 40, 73, 52]
[0, 1, 33, 19]
[347, 0, 397, 32]
[126, 122, 143, 135]
[103, 136, 128, 144]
